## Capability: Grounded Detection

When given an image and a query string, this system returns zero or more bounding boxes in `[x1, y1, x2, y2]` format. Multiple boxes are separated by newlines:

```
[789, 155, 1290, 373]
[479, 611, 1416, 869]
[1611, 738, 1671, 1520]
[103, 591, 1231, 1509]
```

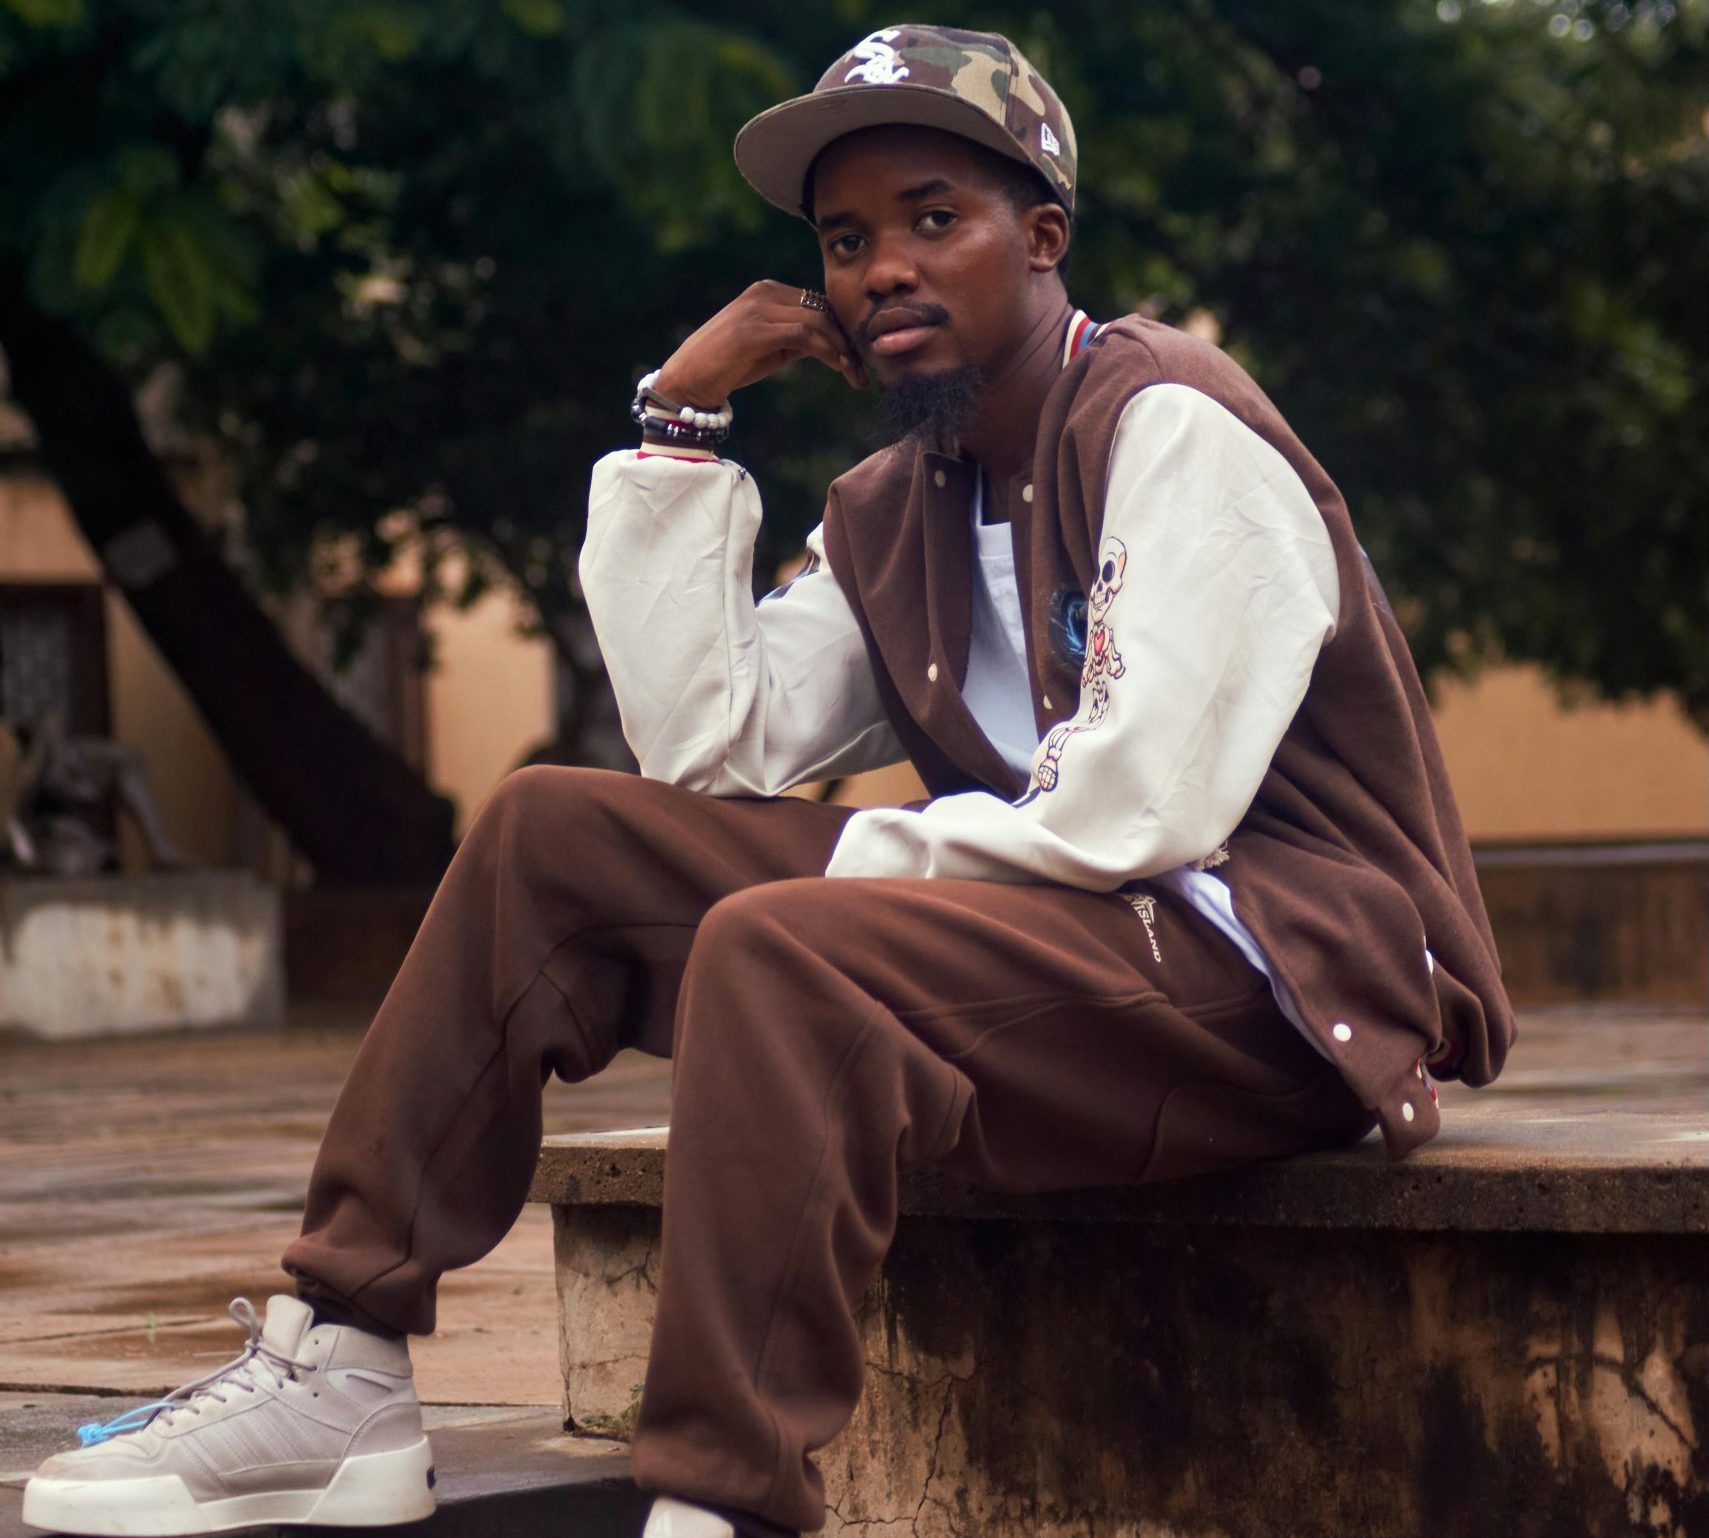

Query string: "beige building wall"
[4, 480, 1703, 863]
[0, 484, 554, 865]
[0, 480, 247, 873]
[420, 561, 556, 837]
[1432, 666, 1706, 843]
[106, 598, 257, 872]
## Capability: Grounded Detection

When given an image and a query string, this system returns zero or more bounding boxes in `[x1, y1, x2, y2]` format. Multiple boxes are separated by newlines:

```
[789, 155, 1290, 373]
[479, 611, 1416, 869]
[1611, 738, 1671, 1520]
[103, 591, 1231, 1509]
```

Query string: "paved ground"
[0, 1001, 1703, 1529]
[0, 1005, 672, 1411]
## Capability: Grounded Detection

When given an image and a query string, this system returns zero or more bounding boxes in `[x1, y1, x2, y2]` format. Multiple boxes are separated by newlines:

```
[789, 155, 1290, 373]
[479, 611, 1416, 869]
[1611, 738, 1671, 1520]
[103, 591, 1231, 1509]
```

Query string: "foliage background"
[3, 0, 1705, 743]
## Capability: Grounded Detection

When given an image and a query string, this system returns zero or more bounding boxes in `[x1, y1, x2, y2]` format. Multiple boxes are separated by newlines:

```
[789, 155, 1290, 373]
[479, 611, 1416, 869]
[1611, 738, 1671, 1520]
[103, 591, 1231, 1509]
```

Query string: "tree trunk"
[0, 265, 454, 884]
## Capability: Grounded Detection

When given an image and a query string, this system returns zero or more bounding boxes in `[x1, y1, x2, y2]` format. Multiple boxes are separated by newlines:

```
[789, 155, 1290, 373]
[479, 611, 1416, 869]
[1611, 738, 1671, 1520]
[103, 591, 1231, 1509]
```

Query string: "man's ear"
[1026, 202, 1072, 273]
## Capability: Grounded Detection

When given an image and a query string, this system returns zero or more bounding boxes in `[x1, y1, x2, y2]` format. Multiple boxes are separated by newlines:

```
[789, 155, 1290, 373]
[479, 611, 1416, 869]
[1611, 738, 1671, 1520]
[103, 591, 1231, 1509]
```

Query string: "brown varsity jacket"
[821, 315, 1517, 1158]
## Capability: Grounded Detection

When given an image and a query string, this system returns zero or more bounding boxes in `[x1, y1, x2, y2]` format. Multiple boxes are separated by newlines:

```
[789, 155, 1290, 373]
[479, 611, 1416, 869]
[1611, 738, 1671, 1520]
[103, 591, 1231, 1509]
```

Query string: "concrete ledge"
[532, 1120, 1707, 1237]
[530, 1037, 1709, 1236]
[531, 1010, 1708, 1537]
[0, 873, 284, 1039]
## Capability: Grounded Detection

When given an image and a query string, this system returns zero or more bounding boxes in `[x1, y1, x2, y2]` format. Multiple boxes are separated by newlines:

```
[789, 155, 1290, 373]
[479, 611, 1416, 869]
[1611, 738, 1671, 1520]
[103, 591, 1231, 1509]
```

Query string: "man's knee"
[461, 765, 654, 865]
[676, 880, 961, 1153]
[675, 881, 867, 1095]
[680, 881, 868, 1044]
[691, 879, 833, 967]
[473, 764, 616, 830]
[476, 765, 722, 839]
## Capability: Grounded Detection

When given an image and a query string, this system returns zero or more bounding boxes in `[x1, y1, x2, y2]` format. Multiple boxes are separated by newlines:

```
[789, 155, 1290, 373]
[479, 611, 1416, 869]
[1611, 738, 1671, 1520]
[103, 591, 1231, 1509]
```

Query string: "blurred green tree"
[0, 0, 1702, 878]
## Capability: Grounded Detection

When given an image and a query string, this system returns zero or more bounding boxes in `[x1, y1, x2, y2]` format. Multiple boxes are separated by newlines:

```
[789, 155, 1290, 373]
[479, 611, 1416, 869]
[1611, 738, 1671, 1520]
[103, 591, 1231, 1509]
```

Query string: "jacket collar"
[1063, 308, 1100, 367]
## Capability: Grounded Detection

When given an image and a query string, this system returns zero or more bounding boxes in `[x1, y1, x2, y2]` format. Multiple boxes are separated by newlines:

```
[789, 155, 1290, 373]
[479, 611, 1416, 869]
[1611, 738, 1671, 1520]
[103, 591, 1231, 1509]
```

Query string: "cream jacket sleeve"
[825, 383, 1341, 885]
[580, 451, 904, 795]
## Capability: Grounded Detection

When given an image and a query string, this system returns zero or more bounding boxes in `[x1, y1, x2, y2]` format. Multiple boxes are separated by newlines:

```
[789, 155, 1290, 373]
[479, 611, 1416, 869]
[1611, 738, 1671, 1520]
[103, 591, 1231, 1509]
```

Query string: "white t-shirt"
[962, 474, 1040, 780]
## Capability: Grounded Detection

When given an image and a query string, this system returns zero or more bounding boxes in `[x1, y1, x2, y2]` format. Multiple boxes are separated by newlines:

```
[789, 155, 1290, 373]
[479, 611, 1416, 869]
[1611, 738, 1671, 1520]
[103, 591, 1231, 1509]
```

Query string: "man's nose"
[862, 233, 920, 300]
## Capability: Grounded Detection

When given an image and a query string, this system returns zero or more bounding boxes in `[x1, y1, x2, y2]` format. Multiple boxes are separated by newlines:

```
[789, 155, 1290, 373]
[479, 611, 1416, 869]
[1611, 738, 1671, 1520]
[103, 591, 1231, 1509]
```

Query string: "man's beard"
[869, 364, 987, 451]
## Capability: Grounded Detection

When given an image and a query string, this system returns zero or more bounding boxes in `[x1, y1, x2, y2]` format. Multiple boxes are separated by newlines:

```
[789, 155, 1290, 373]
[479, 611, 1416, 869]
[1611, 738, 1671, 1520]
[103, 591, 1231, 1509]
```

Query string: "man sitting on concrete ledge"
[23, 23, 1515, 1538]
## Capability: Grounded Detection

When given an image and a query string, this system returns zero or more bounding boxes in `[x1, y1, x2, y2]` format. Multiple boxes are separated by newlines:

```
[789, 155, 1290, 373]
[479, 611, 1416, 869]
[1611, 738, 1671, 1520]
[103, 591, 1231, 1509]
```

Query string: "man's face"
[811, 125, 1043, 389]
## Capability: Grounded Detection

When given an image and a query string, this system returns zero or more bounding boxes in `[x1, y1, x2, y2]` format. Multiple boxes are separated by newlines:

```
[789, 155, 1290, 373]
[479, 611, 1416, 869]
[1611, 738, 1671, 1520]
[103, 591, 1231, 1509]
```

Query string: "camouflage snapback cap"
[733, 24, 1077, 221]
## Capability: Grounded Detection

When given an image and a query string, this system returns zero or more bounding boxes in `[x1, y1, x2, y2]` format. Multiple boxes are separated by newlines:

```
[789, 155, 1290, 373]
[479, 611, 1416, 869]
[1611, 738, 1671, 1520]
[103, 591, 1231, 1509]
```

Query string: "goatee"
[869, 364, 987, 451]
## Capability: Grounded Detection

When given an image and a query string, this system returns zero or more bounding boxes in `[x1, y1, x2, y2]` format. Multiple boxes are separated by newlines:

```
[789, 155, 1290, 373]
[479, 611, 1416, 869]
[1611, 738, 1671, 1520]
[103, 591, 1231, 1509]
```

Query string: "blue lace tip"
[75, 1402, 169, 1447]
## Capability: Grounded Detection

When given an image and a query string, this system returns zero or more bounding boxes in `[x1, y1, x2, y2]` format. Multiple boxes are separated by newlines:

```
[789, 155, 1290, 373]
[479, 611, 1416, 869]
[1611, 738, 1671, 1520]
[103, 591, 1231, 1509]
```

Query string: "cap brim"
[734, 84, 1039, 221]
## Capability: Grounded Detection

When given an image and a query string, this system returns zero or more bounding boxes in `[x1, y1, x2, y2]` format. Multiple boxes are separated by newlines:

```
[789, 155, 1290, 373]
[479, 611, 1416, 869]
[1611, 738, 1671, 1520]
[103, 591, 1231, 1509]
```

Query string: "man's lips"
[870, 324, 938, 357]
[860, 305, 948, 359]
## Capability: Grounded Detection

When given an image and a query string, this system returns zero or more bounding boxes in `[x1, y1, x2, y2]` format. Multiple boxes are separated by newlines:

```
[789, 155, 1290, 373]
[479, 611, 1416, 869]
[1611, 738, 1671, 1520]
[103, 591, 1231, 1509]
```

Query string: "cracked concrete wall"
[554, 1206, 658, 1440]
[552, 1209, 1706, 1537]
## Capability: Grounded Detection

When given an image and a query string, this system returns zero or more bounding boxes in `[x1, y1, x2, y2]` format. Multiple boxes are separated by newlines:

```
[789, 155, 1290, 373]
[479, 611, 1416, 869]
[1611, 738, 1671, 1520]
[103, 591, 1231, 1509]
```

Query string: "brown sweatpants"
[284, 767, 1372, 1533]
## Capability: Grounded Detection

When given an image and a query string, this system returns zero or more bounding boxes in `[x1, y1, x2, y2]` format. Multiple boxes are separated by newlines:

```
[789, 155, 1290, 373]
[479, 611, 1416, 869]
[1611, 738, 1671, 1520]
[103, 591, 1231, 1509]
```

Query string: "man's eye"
[827, 233, 863, 257]
[918, 209, 956, 232]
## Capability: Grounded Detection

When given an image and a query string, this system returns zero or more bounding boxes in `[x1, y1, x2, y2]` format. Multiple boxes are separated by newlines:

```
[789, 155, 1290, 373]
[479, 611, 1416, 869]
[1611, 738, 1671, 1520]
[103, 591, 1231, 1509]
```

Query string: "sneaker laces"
[76, 1299, 317, 1447]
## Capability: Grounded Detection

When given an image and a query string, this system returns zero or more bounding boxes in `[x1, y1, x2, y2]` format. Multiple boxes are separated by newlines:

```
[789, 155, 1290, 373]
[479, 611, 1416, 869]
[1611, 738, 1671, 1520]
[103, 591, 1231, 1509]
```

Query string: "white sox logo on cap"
[844, 29, 910, 85]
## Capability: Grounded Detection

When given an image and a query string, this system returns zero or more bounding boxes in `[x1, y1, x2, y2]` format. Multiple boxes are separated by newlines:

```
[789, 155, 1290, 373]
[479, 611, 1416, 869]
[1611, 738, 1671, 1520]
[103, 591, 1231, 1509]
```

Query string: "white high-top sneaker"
[22, 1296, 434, 1536]
[642, 1496, 737, 1538]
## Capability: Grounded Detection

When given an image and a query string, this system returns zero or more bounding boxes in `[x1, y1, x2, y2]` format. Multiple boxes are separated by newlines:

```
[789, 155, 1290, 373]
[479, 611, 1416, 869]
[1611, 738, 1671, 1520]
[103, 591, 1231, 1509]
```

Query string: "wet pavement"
[4, 1003, 1703, 1412]
[0, 1001, 1703, 1532]
[0, 1006, 672, 1410]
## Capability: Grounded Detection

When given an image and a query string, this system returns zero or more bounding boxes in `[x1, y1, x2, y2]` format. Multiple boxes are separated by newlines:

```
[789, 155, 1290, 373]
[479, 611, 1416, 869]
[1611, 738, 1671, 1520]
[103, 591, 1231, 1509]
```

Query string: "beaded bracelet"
[636, 411, 726, 447]
[630, 369, 733, 442]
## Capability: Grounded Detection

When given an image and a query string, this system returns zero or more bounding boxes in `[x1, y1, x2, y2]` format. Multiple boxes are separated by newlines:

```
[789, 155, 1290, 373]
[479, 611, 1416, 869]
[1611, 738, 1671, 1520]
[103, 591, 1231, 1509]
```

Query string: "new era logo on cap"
[1040, 122, 1060, 156]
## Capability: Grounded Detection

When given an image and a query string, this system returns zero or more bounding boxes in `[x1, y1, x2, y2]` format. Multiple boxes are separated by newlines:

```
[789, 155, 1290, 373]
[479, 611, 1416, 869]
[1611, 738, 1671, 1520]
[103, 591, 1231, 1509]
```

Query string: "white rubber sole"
[21, 1437, 436, 1535]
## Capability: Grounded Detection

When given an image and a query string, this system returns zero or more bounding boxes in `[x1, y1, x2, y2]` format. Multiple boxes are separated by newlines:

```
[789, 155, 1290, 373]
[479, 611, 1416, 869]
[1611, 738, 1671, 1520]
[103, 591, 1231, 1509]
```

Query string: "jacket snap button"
[1022, 483, 1034, 503]
[1332, 1022, 1353, 1043]
[933, 469, 947, 488]
[927, 662, 939, 682]
[1402, 1102, 1416, 1123]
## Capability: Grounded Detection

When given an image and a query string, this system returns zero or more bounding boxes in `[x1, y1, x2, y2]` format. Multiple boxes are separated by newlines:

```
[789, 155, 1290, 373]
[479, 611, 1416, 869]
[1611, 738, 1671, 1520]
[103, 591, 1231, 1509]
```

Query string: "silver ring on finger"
[799, 288, 829, 312]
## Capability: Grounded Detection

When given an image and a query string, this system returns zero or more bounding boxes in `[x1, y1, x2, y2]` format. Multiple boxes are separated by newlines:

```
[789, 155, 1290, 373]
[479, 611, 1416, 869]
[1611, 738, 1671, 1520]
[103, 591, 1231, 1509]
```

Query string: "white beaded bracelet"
[630, 369, 733, 441]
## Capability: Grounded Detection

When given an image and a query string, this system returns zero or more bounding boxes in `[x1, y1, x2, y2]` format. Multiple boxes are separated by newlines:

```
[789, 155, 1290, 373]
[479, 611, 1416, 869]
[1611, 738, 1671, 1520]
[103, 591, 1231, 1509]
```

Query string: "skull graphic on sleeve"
[1033, 538, 1126, 792]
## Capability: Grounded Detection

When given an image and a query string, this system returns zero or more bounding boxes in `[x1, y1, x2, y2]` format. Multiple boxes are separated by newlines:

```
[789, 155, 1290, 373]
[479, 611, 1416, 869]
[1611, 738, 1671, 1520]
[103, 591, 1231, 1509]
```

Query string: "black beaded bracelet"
[634, 406, 727, 446]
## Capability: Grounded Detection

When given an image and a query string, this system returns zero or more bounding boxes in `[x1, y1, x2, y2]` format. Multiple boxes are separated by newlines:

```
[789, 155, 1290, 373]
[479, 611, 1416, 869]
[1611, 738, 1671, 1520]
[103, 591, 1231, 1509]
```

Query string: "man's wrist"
[653, 365, 728, 408]
[637, 437, 720, 462]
